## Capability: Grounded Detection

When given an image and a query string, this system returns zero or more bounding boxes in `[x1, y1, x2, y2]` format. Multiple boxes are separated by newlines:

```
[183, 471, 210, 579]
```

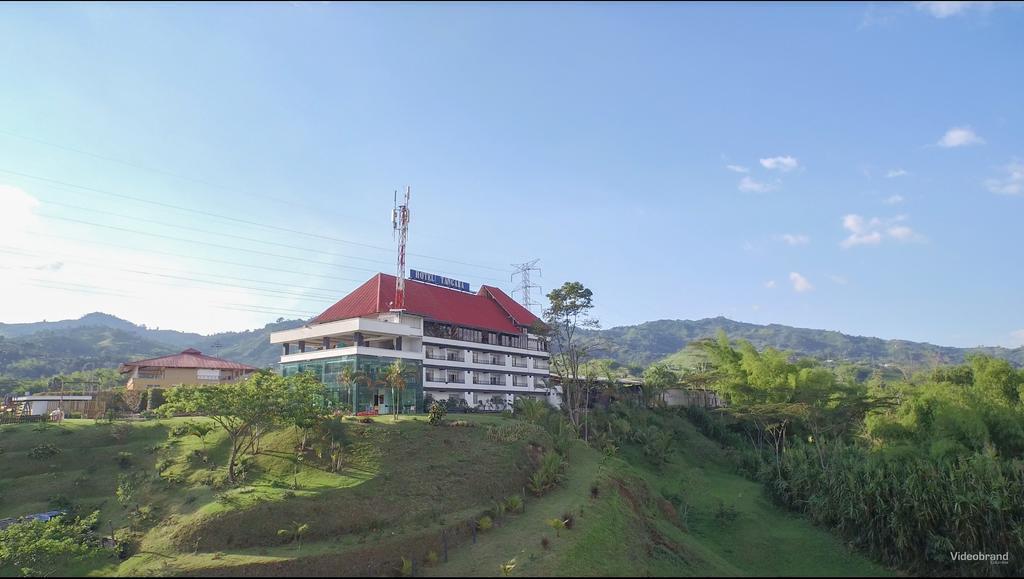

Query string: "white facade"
[270, 311, 556, 409]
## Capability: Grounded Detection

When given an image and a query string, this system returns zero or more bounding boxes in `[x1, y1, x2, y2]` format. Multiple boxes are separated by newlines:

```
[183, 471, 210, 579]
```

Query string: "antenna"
[391, 186, 411, 310]
[511, 259, 542, 313]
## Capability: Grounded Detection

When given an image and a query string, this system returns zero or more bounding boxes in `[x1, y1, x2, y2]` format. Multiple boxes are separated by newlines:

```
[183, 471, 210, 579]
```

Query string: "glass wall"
[281, 354, 423, 414]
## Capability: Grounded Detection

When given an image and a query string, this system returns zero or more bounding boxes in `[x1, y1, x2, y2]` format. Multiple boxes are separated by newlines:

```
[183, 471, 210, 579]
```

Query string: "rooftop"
[313, 273, 543, 334]
[119, 348, 259, 373]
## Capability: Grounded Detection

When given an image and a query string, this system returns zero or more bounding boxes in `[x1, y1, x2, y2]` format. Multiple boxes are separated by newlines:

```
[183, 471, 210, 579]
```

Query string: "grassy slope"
[424, 415, 889, 577]
[0, 415, 888, 577]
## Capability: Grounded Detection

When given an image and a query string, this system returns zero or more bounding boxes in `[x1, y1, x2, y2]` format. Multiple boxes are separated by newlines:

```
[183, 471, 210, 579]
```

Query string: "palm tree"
[337, 366, 369, 414]
[383, 359, 408, 418]
[277, 521, 310, 551]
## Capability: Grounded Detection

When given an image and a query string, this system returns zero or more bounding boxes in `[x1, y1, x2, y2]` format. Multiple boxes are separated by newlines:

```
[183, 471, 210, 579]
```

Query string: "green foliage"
[0, 511, 103, 577]
[115, 451, 133, 469]
[427, 401, 447, 425]
[161, 371, 329, 483]
[477, 515, 493, 532]
[27, 443, 62, 460]
[689, 336, 1024, 577]
[528, 451, 567, 496]
[503, 494, 524, 514]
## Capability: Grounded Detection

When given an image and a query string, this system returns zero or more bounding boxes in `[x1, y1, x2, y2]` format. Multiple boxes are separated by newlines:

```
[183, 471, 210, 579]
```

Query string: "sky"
[0, 1, 1022, 348]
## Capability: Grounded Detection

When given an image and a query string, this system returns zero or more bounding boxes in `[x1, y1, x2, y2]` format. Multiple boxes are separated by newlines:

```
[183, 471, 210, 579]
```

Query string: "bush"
[115, 452, 133, 469]
[427, 401, 447, 426]
[28, 443, 62, 460]
[477, 515, 493, 532]
[504, 494, 524, 514]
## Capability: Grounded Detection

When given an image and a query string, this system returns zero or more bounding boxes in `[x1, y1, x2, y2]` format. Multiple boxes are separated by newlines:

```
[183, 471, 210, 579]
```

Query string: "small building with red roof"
[120, 348, 259, 390]
[270, 272, 553, 414]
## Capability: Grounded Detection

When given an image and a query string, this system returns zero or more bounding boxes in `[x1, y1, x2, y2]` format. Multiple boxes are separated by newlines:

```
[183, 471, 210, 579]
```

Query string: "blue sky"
[0, 1, 1022, 347]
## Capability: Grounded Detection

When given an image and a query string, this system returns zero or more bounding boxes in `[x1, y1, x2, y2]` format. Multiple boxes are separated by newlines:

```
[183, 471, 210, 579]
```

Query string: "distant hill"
[0, 313, 306, 380]
[2, 313, 1022, 383]
[581, 317, 1024, 369]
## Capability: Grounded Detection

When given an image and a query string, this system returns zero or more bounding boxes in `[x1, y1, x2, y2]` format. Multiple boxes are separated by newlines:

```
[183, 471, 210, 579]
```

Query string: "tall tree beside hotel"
[544, 281, 599, 435]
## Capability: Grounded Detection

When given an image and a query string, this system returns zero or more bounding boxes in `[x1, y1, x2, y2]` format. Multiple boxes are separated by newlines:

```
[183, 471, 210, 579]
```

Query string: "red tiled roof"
[119, 348, 259, 373]
[313, 273, 543, 333]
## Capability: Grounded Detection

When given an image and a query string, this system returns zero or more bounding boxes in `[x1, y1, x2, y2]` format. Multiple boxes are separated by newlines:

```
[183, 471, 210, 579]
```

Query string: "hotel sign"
[410, 269, 471, 292]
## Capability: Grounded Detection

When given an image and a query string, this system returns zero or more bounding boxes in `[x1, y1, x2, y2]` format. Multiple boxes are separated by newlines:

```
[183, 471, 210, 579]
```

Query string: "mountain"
[581, 317, 1024, 369]
[2, 313, 1022, 383]
[0, 313, 306, 380]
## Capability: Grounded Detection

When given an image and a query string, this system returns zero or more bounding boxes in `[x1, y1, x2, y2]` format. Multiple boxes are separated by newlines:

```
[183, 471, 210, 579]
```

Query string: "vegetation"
[544, 281, 601, 434]
[0, 511, 105, 577]
[160, 371, 329, 483]
[686, 332, 1024, 576]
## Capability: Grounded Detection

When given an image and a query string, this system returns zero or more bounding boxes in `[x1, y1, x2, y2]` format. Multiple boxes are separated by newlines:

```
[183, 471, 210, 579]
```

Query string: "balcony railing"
[472, 354, 505, 366]
[512, 376, 529, 387]
[425, 350, 446, 360]
[534, 360, 550, 370]
[446, 352, 465, 362]
[473, 374, 507, 386]
[511, 358, 528, 368]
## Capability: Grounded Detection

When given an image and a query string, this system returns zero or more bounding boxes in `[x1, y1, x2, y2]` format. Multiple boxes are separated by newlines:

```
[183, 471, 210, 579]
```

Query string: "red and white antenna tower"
[391, 186, 411, 311]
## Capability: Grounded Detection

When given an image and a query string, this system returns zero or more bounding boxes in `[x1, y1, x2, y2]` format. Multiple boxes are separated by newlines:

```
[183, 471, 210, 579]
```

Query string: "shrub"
[427, 401, 447, 425]
[477, 515, 493, 532]
[28, 443, 62, 460]
[359, 417, 375, 424]
[504, 494, 524, 514]
[115, 452, 133, 469]
[424, 550, 439, 566]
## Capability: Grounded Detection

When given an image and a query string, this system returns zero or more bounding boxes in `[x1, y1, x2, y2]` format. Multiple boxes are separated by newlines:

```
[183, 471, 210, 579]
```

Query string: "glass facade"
[281, 354, 423, 414]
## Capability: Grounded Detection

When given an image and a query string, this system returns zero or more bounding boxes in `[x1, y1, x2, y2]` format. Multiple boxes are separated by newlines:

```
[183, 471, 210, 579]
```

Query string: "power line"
[27, 231, 370, 285]
[2, 248, 344, 304]
[0, 166, 510, 273]
[0, 127, 512, 264]
[24, 280, 318, 318]
[0, 245, 352, 296]
[36, 197, 506, 283]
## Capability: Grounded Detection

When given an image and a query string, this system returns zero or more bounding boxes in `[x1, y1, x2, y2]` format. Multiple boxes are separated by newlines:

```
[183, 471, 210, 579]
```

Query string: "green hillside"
[583, 317, 1024, 369]
[0, 415, 888, 577]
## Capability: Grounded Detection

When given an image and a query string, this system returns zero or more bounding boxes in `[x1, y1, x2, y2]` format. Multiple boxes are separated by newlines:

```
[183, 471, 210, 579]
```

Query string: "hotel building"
[269, 272, 554, 414]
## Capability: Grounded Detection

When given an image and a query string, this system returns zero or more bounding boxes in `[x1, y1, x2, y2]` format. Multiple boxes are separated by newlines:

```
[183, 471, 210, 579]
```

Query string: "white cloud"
[828, 274, 849, 285]
[789, 272, 814, 293]
[779, 233, 810, 246]
[726, 164, 749, 173]
[883, 194, 905, 205]
[915, 2, 996, 18]
[738, 176, 778, 193]
[886, 169, 909, 178]
[985, 161, 1024, 196]
[0, 184, 42, 247]
[760, 155, 800, 172]
[937, 126, 984, 148]
[764, 280, 777, 289]
[841, 213, 924, 248]
[1010, 329, 1024, 347]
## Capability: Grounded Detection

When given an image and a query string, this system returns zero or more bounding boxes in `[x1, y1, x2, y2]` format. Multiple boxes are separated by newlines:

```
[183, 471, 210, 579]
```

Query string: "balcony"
[473, 374, 507, 386]
[472, 353, 505, 366]
[534, 360, 550, 370]
[511, 357, 528, 368]
[512, 376, 529, 387]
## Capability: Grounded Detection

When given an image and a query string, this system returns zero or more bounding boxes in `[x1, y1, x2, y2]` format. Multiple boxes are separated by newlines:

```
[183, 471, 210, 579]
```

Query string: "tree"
[545, 281, 600, 435]
[161, 372, 328, 483]
[276, 521, 310, 551]
[382, 359, 408, 418]
[0, 512, 102, 577]
[641, 364, 677, 407]
[184, 420, 216, 450]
